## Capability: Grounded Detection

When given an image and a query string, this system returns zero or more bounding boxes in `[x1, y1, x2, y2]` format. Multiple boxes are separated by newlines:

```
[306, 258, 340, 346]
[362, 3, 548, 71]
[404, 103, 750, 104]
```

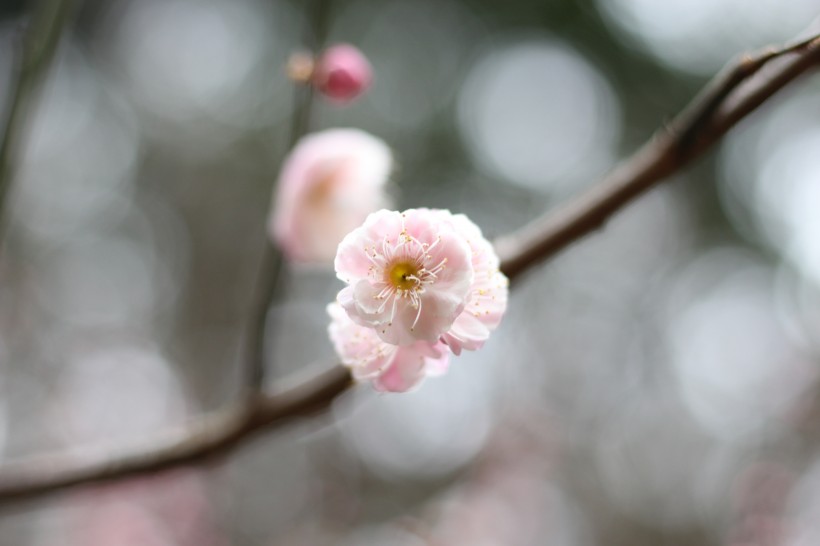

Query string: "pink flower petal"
[328, 303, 450, 391]
[328, 303, 396, 378]
[372, 341, 451, 393]
[440, 214, 508, 354]
[441, 313, 490, 355]
[423, 356, 450, 377]
[335, 209, 401, 282]
[372, 349, 427, 393]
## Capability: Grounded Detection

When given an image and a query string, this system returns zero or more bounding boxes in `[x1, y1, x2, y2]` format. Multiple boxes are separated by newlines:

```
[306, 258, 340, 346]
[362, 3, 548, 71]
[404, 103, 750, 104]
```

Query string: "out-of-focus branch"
[0, 365, 352, 505]
[242, 0, 327, 392]
[0, 31, 818, 506]
[242, 85, 314, 392]
[0, 0, 76, 232]
[496, 32, 820, 281]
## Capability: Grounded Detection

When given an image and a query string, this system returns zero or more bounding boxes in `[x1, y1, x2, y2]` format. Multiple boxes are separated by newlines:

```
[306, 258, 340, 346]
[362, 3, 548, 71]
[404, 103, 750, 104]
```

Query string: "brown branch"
[242, 87, 312, 393]
[242, 1, 322, 393]
[243, 0, 330, 392]
[496, 31, 820, 281]
[0, 365, 352, 506]
[0, 30, 819, 506]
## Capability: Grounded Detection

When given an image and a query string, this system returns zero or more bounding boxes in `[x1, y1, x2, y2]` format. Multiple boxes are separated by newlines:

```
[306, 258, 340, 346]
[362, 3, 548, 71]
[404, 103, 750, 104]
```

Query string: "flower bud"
[313, 44, 372, 104]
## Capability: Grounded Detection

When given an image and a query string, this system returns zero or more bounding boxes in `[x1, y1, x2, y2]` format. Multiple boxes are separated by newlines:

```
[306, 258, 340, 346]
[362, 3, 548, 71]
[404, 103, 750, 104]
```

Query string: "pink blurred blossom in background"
[269, 128, 392, 263]
[66, 470, 227, 546]
[313, 44, 373, 104]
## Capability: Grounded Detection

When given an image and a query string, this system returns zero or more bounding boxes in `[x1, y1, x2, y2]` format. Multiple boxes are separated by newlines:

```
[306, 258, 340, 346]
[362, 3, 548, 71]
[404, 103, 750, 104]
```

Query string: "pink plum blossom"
[331, 208, 508, 390]
[313, 44, 372, 103]
[328, 302, 449, 392]
[335, 209, 474, 346]
[270, 128, 392, 263]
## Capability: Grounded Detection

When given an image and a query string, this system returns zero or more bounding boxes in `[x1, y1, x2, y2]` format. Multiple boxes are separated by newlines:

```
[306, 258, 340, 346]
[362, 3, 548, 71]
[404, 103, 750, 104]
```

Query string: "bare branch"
[240, 93, 310, 392]
[242, 1, 323, 393]
[497, 32, 820, 281]
[0, 365, 352, 506]
[243, 0, 330, 392]
[0, 30, 819, 506]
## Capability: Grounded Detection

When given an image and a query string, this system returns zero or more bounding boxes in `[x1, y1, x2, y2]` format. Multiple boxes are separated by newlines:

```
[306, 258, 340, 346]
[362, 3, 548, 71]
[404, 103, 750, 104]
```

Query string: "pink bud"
[313, 44, 372, 104]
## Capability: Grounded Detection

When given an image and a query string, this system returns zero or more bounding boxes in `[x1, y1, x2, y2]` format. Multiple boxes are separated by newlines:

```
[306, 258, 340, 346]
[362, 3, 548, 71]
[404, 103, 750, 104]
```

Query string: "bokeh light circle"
[458, 37, 621, 195]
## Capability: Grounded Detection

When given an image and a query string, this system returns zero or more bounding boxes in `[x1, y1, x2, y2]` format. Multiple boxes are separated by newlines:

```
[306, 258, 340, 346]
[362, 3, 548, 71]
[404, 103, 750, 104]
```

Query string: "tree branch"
[0, 365, 352, 505]
[242, 87, 312, 393]
[0, 30, 819, 506]
[242, 0, 324, 393]
[495, 31, 820, 281]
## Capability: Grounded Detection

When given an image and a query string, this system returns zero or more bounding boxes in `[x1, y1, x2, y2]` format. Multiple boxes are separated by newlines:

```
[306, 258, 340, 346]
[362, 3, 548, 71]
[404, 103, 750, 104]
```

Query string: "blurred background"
[1, 0, 820, 544]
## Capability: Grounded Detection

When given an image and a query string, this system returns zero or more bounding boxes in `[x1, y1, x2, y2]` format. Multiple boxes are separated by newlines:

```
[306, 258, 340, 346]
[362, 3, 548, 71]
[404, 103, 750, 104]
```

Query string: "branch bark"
[0, 30, 818, 506]
[242, 0, 324, 393]
[242, 86, 313, 393]
[0, 365, 352, 505]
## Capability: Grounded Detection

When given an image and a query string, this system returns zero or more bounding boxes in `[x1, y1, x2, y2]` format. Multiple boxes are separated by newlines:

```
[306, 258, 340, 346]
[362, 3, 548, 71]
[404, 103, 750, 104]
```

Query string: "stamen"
[381, 237, 393, 261]
[389, 295, 398, 324]
[360, 220, 454, 338]
[376, 284, 393, 299]
[375, 284, 395, 313]
[411, 293, 423, 330]
[425, 235, 442, 254]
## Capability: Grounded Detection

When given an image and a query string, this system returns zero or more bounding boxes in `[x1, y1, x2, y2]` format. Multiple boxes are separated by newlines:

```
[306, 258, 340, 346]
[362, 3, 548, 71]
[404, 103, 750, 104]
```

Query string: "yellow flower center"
[388, 261, 419, 291]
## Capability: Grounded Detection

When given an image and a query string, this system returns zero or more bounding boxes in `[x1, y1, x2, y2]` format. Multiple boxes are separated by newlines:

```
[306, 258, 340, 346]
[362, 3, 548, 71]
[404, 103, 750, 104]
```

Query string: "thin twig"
[242, 86, 313, 392]
[243, 245, 286, 391]
[0, 30, 819, 505]
[674, 32, 820, 152]
[0, 0, 76, 235]
[242, 0, 325, 392]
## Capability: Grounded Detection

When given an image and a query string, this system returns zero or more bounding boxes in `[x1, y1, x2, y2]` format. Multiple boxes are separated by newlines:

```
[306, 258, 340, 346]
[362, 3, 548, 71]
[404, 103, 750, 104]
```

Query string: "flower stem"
[243, 0, 330, 393]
